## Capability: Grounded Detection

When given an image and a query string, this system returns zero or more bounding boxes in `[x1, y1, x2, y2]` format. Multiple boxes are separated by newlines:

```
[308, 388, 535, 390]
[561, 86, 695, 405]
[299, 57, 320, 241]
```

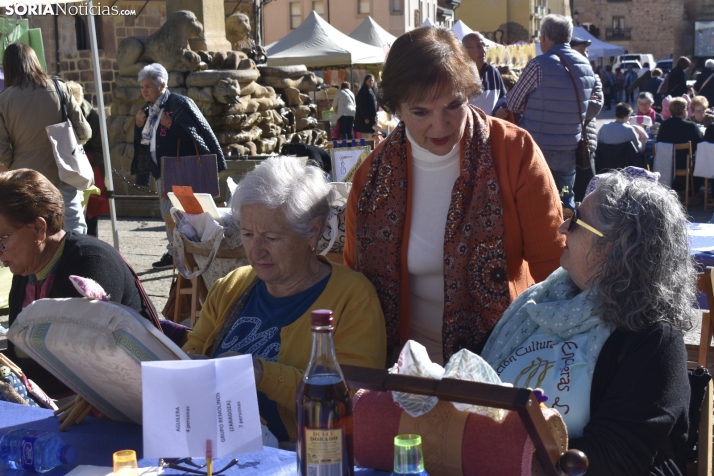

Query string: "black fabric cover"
[281, 143, 332, 174]
[594, 141, 647, 174]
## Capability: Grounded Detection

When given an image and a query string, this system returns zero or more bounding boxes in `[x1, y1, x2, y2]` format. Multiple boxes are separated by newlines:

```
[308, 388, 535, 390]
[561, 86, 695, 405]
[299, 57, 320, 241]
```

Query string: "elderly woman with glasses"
[482, 167, 693, 476]
[689, 95, 714, 128]
[0, 169, 164, 396]
[183, 156, 386, 445]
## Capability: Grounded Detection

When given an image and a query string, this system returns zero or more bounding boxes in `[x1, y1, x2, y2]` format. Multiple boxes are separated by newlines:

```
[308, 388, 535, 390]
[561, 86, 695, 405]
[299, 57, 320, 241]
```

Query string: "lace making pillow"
[7, 296, 189, 424]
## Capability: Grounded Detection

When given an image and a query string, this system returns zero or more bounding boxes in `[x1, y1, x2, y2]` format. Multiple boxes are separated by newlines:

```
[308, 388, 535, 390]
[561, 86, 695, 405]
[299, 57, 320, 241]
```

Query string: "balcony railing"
[606, 27, 632, 40]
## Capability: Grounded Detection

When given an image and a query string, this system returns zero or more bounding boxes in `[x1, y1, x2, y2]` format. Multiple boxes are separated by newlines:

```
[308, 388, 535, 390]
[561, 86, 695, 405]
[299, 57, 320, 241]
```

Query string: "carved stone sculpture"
[226, 13, 267, 64]
[226, 13, 253, 50]
[116, 10, 207, 77]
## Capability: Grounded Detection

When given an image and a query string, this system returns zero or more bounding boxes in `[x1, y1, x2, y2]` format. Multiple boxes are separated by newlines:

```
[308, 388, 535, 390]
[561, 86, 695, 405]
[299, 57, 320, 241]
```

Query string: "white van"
[614, 54, 655, 70]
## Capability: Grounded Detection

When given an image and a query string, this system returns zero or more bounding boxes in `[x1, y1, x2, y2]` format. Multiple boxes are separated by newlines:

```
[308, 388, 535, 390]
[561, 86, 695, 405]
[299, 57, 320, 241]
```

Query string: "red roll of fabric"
[353, 389, 567, 476]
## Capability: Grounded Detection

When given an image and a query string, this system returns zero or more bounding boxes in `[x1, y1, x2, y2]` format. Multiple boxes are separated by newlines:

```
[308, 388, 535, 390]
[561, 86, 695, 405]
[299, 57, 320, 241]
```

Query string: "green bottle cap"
[393, 434, 425, 474]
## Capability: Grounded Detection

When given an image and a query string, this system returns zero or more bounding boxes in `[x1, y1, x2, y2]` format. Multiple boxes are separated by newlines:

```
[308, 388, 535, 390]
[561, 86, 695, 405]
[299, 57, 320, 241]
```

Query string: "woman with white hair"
[132, 63, 226, 269]
[183, 156, 386, 445]
[483, 168, 693, 475]
[634, 91, 663, 125]
[689, 95, 714, 127]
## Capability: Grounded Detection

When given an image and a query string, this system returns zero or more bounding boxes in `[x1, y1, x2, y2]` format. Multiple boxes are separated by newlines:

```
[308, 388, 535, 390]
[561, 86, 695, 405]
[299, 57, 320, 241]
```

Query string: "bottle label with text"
[305, 427, 343, 475]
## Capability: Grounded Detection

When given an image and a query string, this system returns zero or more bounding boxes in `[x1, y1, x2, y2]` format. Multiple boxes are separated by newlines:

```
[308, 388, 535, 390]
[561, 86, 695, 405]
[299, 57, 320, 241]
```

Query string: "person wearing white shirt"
[331, 81, 356, 139]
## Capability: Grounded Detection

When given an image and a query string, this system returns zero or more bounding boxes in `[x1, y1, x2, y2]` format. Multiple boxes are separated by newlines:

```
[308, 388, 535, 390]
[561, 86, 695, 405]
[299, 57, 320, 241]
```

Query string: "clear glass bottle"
[0, 428, 77, 472]
[296, 309, 354, 476]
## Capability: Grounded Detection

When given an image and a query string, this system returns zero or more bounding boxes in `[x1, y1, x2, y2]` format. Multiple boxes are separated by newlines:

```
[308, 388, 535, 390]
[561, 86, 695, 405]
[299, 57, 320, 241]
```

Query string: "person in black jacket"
[643, 68, 665, 111]
[656, 97, 703, 168]
[666, 56, 692, 98]
[483, 168, 693, 476]
[132, 63, 226, 269]
[693, 59, 714, 105]
[0, 169, 185, 395]
[354, 74, 378, 137]
[705, 122, 714, 143]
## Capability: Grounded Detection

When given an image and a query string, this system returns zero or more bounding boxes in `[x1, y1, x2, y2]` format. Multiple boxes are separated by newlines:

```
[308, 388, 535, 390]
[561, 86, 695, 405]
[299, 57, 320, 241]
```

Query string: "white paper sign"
[330, 146, 370, 182]
[141, 355, 263, 458]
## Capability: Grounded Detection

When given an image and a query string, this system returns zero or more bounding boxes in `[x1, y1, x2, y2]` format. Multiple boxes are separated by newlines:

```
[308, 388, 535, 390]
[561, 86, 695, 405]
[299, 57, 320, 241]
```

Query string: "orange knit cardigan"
[343, 116, 565, 346]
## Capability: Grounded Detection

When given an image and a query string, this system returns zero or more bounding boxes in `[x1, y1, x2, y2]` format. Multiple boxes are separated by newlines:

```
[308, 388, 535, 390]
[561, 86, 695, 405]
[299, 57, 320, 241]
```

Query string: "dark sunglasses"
[567, 203, 604, 237]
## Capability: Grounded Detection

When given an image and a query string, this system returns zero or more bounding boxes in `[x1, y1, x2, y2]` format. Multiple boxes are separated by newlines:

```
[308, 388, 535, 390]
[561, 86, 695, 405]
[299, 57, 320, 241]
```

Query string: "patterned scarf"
[140, 89, 170, 148]
[354, 106, 510, 361]
[481, 267, 614, 377]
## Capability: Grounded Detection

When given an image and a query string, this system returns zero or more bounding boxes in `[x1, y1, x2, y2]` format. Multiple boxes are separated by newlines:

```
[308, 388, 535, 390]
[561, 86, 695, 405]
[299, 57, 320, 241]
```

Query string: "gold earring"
[311, 246, 315, 252]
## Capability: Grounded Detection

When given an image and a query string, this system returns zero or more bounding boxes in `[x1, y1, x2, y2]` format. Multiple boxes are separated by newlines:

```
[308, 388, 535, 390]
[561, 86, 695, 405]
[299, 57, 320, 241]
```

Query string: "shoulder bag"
[160, 126, 220, 199]
[553, 53, 591, 170]
[45, 78, 94, 190]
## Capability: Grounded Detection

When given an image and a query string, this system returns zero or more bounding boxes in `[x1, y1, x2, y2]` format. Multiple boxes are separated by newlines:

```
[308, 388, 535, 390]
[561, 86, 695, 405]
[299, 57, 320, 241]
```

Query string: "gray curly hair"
[587, 171, 696, 333]
[231, 156, 331, 239]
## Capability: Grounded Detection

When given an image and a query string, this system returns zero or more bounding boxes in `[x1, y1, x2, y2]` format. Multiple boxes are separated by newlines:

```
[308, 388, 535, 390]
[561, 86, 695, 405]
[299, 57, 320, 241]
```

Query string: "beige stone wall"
[572, 0, 683, 61]
[30, 2, 167, 106]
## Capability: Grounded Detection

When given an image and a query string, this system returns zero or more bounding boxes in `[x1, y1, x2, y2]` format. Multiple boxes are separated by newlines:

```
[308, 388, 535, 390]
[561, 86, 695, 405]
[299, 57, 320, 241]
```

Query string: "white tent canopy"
[266, 12, 385, 67]
[0, 0, 119, 250]
[348, 16, 396, 49]
[422, 18, 434, 27]
[451, 19, 473, 40]
[535, 26, 625, 60]
[572, 26, 625, 59]
[452, 20, 498, 46]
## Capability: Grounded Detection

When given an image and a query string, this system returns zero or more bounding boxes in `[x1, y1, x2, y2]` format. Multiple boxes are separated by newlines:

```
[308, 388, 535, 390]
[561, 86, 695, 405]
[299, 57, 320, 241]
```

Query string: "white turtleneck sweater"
[405, 128, 461, 365]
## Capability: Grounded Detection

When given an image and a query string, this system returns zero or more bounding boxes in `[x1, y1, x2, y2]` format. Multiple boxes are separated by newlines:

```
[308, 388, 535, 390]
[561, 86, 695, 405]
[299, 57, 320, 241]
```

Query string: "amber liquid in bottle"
[296, 310, 354, 476]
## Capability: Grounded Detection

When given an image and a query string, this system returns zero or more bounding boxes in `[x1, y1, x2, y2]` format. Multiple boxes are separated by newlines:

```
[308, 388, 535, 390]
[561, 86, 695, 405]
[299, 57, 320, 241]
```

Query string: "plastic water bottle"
[360, 138, 366, 147]
[341, 139, 348, 148]
[351, 138, 357, 146]
[333, 140, 339, 148]
[0, 429, 77, 472]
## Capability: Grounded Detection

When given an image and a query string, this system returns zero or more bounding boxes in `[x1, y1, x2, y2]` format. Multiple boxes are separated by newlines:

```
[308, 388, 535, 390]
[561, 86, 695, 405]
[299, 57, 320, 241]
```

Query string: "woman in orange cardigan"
[343, 27, 564, 365]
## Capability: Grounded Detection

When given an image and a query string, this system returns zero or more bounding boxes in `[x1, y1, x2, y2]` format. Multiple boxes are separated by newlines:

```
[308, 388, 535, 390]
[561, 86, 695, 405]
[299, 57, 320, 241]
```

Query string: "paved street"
[95, 217, 174, 314]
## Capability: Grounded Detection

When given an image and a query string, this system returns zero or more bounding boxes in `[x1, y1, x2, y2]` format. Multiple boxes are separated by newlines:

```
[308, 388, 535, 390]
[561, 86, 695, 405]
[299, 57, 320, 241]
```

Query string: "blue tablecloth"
[690, 222, 714, 270]
[0, 402, 385, 476]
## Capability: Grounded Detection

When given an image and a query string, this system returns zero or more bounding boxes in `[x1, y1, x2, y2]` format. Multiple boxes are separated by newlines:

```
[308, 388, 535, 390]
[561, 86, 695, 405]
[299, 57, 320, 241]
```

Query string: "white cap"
[706, 59, 714, 69]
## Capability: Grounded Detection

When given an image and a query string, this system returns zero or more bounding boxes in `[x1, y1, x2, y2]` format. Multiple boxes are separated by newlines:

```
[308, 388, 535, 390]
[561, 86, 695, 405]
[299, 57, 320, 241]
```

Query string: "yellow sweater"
[183, 257, 387, 441]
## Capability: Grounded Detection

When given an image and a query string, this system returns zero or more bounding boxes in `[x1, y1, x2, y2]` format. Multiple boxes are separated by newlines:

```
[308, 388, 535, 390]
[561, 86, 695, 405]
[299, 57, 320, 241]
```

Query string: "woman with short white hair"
[132, 63, 226, 269]
[634, 91, 663, 125]
[183, 156, 386, 445]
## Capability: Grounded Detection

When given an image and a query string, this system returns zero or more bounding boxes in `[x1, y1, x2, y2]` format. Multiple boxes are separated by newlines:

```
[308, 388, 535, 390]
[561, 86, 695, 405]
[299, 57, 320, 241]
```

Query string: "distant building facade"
[262, 0, 443, 45]
[570, 0, 704, 62]
[456, 0, 569, 44]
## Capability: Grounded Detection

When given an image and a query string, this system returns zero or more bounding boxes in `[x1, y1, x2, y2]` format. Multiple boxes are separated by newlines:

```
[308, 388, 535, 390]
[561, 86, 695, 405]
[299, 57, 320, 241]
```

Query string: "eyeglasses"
[567, 204, 604, 237]
[159, 458, 239, 475]
[0, 232, 12, 253]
